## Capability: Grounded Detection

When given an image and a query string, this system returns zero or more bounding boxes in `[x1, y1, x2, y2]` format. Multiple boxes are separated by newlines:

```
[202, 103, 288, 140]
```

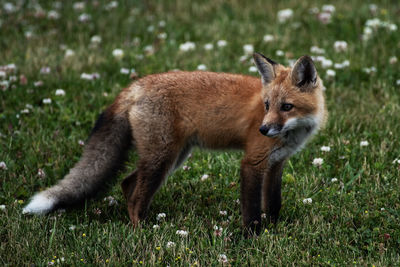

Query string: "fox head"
[253, 53, 326, 140]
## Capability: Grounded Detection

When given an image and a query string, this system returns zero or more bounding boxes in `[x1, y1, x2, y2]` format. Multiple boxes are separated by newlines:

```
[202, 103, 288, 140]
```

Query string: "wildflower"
[147, 25, 155, 32]
[105, 1, 118, 10]
[93, 208, 102, 215]
[82, 233, 86, 237]
[275, 50, 284, 57]
[73, 2, 85, 11]
[40, 67, 51, 74]
[157, 213, 166, 220]
[166, 241, 176, 248]
[263, 34, 274, 42]
[200, 174, 209, 181]
[303, 198, 312, 204]
[38, 168, 46, 178]
[310, 46, 325, 54]
[69, 225, 76, 230]
[64, 49, 75, 58]
[20, 74, 28, 85]
[47, 10, 60, 20]
[90, 35, 102, 44]
[309, 7, 319, 14]
[318, 12, 332, 24]
[182, 165, 191, 171]
[112, 49, 124, 59]
[176, 230, 189, 237]
[78, 13, 91, 22]
[144, 45, 154, 54]
[179, 42, 196, 52]
[389, 56, 397, 64]
[219, 210, 227, 216]
[243, 44, 254, 55]
[0, 161, 7, 170]
[218, 254, 228, 264]
[42, 98, 52, 104]
[360, 140, 369, 147]
[103, 196, 117, 206]
[321, 58, 333, 68]
[0, 70, 6, 79]
[159, 20, 166, 27]
[320, 146, 331, 152]
[0, 204, 5, 210]
[312, 158, 323, 166]
[334, 60, 350, 69]
[55, 89, 65, 96]
[120, 68, 130, 74]
[25, 31, 33, 39]
[217, 40, 227, 47]
[380, 208, 385, 211]
[326, 69, 336, 78]
[369, 4, 378, 14]
[197, 64, 207, 71]
[322, 5, 335, 13]
[333, 41, 348, 52]
[81, 73, 100, 80]
[157, 32, 167, 39]
[397, 80, 400, 86]
[153, 224, 160, 229]
[3, 2, 16, 13]
[248, 66, 257, 72]
[331, 178, 338, 182]
[277, 9, 293, 23]
[21, 109, 29, 114]
[78, 140, 85, 146]
[204, 43, 214, 50]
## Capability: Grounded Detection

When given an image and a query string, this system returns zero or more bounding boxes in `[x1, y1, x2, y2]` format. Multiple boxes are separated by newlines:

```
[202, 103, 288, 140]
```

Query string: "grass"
[1, 0, 400, 265]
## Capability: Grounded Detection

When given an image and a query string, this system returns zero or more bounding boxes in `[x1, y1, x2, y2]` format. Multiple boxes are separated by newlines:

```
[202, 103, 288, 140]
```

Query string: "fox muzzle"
[259, 124, 283, 137]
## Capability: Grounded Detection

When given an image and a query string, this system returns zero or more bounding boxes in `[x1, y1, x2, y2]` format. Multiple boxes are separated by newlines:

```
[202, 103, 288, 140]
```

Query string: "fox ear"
[291, 55, 317, 91]
[253, 53, 277, 85]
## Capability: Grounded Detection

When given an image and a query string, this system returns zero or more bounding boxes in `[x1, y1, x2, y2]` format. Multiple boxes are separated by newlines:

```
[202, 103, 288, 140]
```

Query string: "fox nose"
[259, 124, 282, 137]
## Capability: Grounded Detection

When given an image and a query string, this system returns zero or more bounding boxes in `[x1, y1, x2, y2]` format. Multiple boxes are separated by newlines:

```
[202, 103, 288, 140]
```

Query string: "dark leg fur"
[263, 161, 284, 224]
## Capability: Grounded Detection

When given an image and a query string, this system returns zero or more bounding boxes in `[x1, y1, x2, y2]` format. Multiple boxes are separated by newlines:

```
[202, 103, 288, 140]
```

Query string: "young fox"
[23, 53, 326, 232]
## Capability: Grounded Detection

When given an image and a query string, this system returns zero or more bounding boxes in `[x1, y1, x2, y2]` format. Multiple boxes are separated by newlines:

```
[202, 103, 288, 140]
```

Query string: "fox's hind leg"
[126, 146, 181, 226]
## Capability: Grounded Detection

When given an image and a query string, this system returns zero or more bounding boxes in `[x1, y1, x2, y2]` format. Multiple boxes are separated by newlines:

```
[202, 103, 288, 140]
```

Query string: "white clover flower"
[321, 58, 333, 68]
[369, 4, 378, 13]
[147, 25, 155, 32]
[380, 207, 385, 211]
[40, 67, 51, 74]
[277, 9, 293, 23]
[388, 24, 397, 31]
[0, 80, 9, 90]
[103, 196, 117, 206]
[334, 60, 350, 69]
[318, 12, 332, 24]
[159, 20, 166, 27]
[144, 45, 154, 54]
[263, 34, 274, 43]
[333, 41, 348, 52]
[312, 158, 323, 166]
[112, 49, 124, 59]
[157, 32, 167, 39]
[360, 140, 369, 147]
[55, 89, 65, 96]
[320, 146, 331, 152]
[90, 35, 102, 44]
[396, 79, 400, 86]
[153, 224, 160, 229]
[248, 66, 257, 73]
[303, 198, 313, 204]
[204, 43, 214, 50]
[0, 161, 7, 170]
[65, 49, 75, 58]
[42, 98, 52, 104]
[243, 44, 254, 55]
[331, 178, 338, 182]
[0, 70, 6, 79]
[78, 13, 91, 22]
[182, 165, 191, 171]
[120, 68, 130, 74]
[363, 67, 377, 74]
[275, 50, 284, 57]
[26, 104, 33, 109]
[81, 73, 100, 80]
[157, 213, 166, 220]
[105, 1, 118, 10]
[78, 140, 85, 146]
[179, 41, 196, 52]
[166, 241, 176, 248]
[20, 109, 29, 114]
[69, 225, 76, 230]
[197, 64, 207, 71]
[47, 10, 60, 20]
[201, 174, 209, 181]
[218, 254, 228, 263]
[176, 230, 188, 237]
[219, 210, 227, 216]
[24, 31, 33, 39]
[3, 2, 16, 13]
[389, 56, 398, 64]
[217, 40, 227, 47]
[310, 46, 325, 54]
[0, 204, 5, 210]
[326, 69, 336, 78]
[309, 7, 319, 14]
[322, 4, 335, 13]
[73, 2, 85, 11]
[38, 168, 46, 178]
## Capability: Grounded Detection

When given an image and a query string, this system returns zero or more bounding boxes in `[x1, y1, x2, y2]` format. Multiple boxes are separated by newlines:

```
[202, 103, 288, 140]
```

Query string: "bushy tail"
[23, 109, 132, 214]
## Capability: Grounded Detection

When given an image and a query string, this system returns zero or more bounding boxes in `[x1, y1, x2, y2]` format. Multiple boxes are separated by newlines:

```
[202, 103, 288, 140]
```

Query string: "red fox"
[23, 53, 326, 233]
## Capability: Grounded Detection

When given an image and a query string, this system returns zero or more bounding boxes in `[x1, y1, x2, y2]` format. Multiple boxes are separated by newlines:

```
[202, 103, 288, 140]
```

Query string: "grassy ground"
[1, 0, 400, 265]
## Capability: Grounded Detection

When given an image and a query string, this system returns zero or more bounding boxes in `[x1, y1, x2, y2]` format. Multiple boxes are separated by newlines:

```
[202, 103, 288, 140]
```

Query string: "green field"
[1, 0, 400, 265]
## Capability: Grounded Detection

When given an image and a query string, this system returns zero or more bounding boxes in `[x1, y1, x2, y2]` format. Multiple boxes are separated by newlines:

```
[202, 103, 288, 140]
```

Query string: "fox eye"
[281, 103, 294, 111]
[265, 100, 270, 111]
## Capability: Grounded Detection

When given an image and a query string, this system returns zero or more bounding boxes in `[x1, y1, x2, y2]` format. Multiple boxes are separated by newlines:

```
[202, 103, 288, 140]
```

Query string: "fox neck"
[268, 115, 320, 166]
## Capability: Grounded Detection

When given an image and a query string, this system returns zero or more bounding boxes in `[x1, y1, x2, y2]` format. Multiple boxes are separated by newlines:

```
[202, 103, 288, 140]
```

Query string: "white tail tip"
[22, 192, 56, 214]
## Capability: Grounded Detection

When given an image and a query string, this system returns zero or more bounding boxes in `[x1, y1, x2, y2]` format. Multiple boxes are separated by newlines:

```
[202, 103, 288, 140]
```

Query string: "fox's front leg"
[262, 161, 284, 223]
[240, 159, 265, 235]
